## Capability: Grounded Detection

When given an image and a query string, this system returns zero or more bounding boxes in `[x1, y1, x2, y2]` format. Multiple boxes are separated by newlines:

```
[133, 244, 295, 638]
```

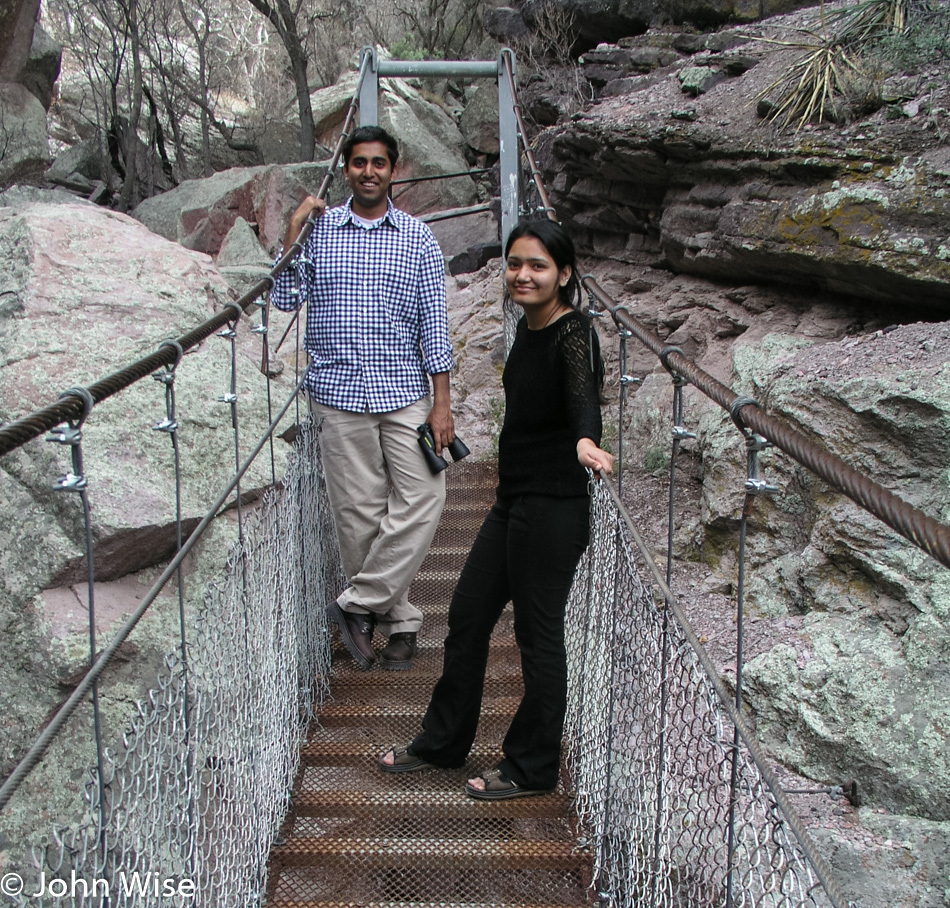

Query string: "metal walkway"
[266, 461, 592, 907]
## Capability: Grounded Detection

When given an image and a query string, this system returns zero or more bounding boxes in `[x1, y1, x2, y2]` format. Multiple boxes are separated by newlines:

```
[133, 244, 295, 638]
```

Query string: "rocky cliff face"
[2, 1, 949, 901]
[536, 17, 950, 313]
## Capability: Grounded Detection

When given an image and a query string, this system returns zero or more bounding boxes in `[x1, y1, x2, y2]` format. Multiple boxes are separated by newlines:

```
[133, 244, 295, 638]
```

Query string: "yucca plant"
[757, 0, 916, 130]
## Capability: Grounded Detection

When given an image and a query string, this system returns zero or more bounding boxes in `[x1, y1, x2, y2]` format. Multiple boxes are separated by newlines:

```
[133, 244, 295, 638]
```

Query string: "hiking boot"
[379, 632, 417, 671]
[327, 601, 376, 669]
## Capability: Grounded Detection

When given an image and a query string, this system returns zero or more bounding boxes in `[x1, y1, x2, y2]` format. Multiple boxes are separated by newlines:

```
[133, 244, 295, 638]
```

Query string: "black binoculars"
[417, 424, 470, 474]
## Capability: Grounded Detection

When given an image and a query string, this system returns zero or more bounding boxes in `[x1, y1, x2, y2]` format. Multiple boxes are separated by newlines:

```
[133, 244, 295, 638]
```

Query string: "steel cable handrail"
[581, 278, 950, 571]
[0, 50, 372, 460]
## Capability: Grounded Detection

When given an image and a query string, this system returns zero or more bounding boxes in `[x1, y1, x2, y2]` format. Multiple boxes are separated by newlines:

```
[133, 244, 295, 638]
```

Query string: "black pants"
[410, 493, 590, 790]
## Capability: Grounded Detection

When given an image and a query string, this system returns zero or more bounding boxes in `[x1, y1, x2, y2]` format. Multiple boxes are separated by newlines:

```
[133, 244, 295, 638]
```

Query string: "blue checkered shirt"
[271, 199, 453, 413]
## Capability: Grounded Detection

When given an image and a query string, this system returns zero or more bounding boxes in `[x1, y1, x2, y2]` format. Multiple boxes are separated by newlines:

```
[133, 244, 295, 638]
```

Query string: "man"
[271, 125, 455, 671]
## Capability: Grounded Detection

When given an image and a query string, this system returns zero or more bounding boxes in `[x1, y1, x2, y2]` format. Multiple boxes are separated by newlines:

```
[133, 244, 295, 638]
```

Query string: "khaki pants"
[310, 397, 446, 636]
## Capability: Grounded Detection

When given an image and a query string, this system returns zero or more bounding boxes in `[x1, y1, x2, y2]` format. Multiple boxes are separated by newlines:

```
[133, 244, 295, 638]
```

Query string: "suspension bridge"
[1, 47, 949, 908]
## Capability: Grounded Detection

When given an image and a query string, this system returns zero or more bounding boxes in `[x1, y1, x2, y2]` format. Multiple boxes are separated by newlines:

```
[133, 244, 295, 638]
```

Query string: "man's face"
[343, 141, 395, 216]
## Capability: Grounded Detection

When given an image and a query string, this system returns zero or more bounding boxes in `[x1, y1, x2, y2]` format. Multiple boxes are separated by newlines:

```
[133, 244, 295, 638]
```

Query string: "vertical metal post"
[359, 46, 379, 126]
[497, 49, 519, 251]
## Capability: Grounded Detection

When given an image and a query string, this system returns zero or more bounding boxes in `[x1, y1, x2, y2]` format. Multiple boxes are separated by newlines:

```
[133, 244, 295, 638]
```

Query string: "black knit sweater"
[497, 310, 603, 500]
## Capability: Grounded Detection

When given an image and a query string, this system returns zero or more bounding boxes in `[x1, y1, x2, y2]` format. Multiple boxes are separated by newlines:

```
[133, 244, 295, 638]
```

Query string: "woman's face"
[504, 236, 571, 311]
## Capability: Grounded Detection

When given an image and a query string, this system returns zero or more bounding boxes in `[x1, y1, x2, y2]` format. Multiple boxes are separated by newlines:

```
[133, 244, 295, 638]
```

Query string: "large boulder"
[624, 313, 950, 819]
[131, 162, 331, 257]
[0, 81, 50, 187]
[459, 83, 500, 156]
[718, 323, 950, 819]
[0, 195, 297, 862]
[0, 0, 39, 81]
[18, 23, 60, 110]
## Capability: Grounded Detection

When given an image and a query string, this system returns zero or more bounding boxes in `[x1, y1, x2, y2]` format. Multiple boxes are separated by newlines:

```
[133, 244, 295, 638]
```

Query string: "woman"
[379, 220, 613, 799]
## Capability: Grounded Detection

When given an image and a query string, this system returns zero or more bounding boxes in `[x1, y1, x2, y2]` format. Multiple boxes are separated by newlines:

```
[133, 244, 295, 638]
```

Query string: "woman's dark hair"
[503, 220, 606, 395]
[342, 126, 399, 167]
[504, 219, 581, 311]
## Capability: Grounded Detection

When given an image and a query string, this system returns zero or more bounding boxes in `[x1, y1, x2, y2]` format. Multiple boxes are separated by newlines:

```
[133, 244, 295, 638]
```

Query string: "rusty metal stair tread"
[267, 461, 590, 907]
[287, 786, 575, 818]
[272, 836, 584, 863]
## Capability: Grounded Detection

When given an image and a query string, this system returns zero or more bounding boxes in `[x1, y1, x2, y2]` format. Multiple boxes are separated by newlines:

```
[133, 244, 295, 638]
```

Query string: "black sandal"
[464, 768, 553, 800]
[378, 745, 434, 774]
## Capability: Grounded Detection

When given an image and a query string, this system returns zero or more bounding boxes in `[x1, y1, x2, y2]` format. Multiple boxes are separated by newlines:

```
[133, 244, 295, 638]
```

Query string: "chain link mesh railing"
[7, 420, 340, 908]
[566, 479, 842, 908]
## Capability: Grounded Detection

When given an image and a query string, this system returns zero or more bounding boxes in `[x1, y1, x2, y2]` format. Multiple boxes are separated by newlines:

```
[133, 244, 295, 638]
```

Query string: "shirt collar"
[339, 197, 400, 229]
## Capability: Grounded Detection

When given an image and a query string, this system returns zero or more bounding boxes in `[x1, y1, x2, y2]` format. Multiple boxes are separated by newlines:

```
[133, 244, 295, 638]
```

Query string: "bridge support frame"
[357, 48, 519, 250]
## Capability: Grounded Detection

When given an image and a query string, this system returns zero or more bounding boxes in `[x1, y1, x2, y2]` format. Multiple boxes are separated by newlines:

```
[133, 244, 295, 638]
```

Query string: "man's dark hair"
[342, 126, 399, 167]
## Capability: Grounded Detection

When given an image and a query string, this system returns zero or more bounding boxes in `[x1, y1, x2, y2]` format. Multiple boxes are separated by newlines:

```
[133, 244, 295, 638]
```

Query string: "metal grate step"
[266, 461, 592, 907]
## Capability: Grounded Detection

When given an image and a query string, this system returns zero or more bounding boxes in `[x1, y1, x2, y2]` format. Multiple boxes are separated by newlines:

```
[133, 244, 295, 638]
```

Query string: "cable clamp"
[152, 417, 178, 434]
[49, 388, 94, 491]
[54, 472, 87, 491]
[217, 327, 237, 339]
[252, 323, 268, 336]
[46, 424, 82, 446]
[216, 393, 238, 404]
[745, 433, 772, 453]
[47, 386, 94, 445]
[744, 477, 779, 496]
[672, 425, 696, 441]
[620, 374, 640, 387]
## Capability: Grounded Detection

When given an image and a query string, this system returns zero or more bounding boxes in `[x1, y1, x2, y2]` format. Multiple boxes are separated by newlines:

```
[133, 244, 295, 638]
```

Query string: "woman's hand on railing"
[577, 438, 613, 477]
